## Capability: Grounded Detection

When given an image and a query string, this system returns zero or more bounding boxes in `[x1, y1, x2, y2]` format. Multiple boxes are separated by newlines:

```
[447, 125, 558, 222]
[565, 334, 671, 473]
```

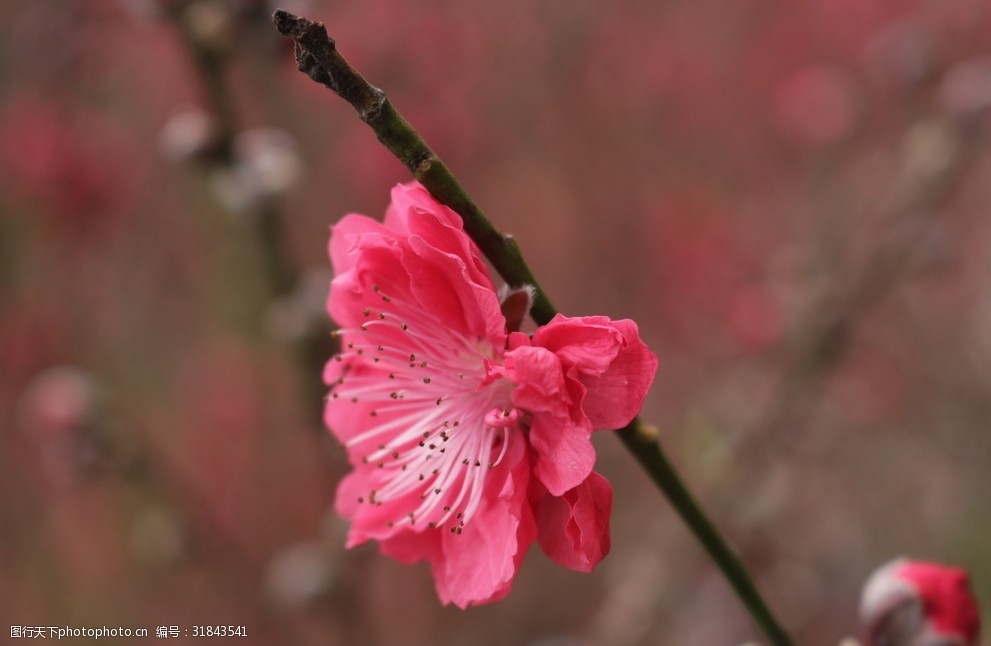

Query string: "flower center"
[330, 286, 519, 535]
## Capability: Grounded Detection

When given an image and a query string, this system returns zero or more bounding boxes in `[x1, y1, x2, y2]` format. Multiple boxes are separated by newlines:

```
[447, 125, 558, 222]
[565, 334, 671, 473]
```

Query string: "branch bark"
[272, 10, 557, 326]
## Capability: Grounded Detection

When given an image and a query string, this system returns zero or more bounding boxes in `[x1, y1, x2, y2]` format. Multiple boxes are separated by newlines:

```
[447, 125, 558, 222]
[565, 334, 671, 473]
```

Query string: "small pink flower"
[325, 182, 657, 607]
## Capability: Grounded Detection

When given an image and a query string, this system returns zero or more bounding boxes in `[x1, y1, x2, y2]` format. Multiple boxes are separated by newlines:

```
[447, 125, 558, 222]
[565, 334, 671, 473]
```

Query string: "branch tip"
[272, 9, 335, 47]
[271, 9, 302, 36]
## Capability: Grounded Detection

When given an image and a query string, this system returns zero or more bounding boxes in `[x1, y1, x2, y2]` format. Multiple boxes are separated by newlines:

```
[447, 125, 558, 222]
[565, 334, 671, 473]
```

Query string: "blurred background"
[1, 0, 989, 644]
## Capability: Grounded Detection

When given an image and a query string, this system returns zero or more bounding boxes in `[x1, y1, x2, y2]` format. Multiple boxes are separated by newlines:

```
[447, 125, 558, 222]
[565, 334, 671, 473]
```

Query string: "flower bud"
[860, 558, 980, 646]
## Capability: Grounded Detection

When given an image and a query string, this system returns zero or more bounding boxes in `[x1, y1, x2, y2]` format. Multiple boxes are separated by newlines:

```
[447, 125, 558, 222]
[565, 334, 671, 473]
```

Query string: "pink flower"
[325, 182, 657, 607]
[860, 558, 980, 646]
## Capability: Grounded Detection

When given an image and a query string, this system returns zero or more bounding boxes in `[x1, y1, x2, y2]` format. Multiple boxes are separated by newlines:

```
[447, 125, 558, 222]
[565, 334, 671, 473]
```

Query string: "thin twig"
[272, 10, 795, 646]
[272, 10, 556, 326]
[166, 3, 335, 422]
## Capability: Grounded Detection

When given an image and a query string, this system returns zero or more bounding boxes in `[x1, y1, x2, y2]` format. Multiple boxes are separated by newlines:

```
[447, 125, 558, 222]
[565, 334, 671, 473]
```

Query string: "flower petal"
[503, 345, 595, 495]
[534, 471, 612, 572]
[328, 213, 400, 275]
[526, 413, 595, 496]
[531, 314, 624, 376]
[580, 318, 657, 429]
[404, 235, 504, 341]
[536, 316, 657, 430]
[502, 345, 571, 418]
[432, 451, 535, 608]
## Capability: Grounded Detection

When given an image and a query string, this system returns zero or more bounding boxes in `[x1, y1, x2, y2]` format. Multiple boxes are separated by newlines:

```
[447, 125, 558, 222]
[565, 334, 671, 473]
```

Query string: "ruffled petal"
[328, 213, 400, 275]
[534, 471, 612, 572]
[578, 318, 658, 430]
[327, 238, 410, 329]
[531, 314, 624, 376]
[502, 345, 571, 419]
[404, 235, 504, 341]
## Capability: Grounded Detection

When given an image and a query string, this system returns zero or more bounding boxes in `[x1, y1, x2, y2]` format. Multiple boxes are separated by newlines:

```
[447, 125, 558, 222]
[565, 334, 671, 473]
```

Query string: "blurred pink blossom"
[0, 95, 132, 228]
[325, 182, 657, 607]
[772, 65, 862, 145]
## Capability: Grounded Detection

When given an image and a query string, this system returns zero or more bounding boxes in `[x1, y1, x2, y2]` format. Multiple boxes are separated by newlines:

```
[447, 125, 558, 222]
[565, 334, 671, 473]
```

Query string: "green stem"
[274, 11, 795, 645]
[617, 420, 794, 646]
